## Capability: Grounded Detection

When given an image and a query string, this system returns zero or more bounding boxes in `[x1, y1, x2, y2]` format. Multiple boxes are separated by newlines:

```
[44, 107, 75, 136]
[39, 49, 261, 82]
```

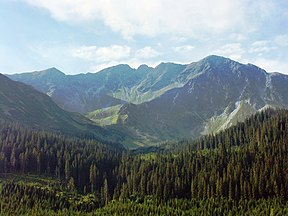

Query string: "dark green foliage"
[111, 109, 288, 201]
[94, 198, 288, 216]
[1, 191, 288, 216]
[0, 122, 121, 194]
[0, 181, 100, 213]
[1, 108, 288, 214]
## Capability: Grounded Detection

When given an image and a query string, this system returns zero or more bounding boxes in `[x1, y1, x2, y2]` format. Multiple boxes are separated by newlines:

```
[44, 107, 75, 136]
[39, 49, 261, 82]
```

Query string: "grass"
[0, 173, 60, 186]
[86, 105, 123, 126]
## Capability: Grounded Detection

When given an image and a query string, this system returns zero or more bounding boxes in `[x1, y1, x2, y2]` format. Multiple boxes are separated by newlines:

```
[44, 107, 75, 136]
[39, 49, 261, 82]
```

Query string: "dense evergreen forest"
[1, 109, 288, 215]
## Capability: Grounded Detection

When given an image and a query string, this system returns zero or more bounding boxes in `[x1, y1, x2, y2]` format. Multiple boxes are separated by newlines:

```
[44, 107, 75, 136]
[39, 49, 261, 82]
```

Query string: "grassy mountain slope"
[0, 74, 125, 146]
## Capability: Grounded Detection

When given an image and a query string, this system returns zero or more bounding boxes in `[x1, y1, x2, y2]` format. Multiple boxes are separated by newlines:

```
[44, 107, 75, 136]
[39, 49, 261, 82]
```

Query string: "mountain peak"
[39, 67, 65, 76]
[137, 64, 150, 70]
[98, 64, 133, 74]
[137, 64, 153, 74]
[110, 64, 132, 70]
[184, 55, 236, 76]
[201, 55, 232, 64]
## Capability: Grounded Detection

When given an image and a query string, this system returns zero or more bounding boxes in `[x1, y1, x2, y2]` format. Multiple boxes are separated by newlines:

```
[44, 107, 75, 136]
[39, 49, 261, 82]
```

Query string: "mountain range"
[0, 73, 125, 148]
[7, 55, 288, 147]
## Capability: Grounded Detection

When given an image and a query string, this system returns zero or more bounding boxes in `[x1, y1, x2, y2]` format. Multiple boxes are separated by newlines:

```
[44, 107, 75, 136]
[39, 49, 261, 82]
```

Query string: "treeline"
[0, 123, 121, 195]
[173, 108, 288, 152]
[1, 109, 288, 213]
[112, 109, 288, 201]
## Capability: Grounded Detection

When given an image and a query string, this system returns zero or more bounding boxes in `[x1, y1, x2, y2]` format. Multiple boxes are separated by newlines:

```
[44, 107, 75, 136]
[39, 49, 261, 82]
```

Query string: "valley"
[1, 56, 288, 215]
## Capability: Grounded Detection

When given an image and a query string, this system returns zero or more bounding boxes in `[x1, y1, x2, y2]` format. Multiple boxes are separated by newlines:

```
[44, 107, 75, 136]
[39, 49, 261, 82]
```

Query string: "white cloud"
[72, 46, 98, 60]
[249, 40, 276, 54]
[72, 45, 131, 62]
[252, 58, 288, 73]
[173, 45, 195, 53]
[70, 44, 163, 72]
[23, 0, 270, 39]
[170, 36, 189, 43]
[228, 33, 247, 41]
[135, 46, 160, 59]
[213, 43, 245, 60]
[274, 35, 288, 47]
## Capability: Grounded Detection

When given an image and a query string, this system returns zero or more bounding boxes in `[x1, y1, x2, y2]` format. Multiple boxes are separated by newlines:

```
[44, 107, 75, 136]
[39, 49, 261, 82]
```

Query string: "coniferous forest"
[1, 109, 288, 215]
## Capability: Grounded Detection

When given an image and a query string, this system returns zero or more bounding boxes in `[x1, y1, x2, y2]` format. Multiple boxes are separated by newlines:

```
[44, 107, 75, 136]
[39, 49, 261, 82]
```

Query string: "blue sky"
[0, 0, 287, 74]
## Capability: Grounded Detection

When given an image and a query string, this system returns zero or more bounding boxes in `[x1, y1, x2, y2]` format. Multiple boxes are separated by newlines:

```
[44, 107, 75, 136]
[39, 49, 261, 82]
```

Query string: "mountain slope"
[8, 63, 186, 114]
[7, 55, 288, 146]
[0, 74, 125, 146]
[113, 56, 288, 143]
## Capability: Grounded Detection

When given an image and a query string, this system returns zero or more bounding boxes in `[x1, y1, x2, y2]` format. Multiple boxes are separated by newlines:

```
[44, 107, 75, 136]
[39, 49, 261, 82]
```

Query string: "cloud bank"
[13, 0, 287, 74]
[24, 0, 279, 39]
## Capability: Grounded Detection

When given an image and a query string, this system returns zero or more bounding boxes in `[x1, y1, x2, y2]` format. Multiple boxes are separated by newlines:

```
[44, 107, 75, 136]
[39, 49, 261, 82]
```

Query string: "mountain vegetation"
[0, 74, 126, 147]
[1, 108, 288, 214]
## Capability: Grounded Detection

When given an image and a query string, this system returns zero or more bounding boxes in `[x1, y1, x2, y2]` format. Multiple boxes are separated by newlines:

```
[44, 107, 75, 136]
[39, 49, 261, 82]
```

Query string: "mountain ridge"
[0, 73, 126, 148]
[113, 57, 288, 143]
[7, 55, 288, 146]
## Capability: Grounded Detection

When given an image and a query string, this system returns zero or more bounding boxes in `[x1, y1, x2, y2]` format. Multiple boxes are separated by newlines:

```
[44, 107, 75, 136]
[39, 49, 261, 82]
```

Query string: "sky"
[0, 0, 287, 75]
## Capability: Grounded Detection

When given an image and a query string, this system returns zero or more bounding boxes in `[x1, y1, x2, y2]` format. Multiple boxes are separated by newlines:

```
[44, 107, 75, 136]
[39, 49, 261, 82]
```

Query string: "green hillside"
[1, 109, 288, 214]
[0, 74, 125, 147]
